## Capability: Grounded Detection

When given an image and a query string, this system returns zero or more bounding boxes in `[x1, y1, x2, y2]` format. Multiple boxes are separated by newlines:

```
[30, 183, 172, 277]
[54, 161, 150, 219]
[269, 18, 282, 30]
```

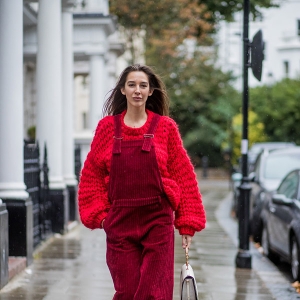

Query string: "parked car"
[250, 147, 300, 243]
[248, 142, 295, 173]
[260, 169, 300, 281]
[231, 142, 295, 218]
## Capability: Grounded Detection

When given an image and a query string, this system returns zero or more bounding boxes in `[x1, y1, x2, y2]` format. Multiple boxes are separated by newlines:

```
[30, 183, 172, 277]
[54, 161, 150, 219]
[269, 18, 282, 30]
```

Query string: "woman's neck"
[124, 108, 148, 128]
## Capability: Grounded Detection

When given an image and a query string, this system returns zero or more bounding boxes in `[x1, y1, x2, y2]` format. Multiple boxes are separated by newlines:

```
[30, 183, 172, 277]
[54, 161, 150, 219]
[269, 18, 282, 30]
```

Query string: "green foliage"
[110, 0, 212, 63]
[110, 0, 176, 30]
[230, 111, 267, 164]
[161, 53, 241, 167]
[200, 0, 278, 23]
[250, 78, 300, 144]
[27, 125, 36, 141]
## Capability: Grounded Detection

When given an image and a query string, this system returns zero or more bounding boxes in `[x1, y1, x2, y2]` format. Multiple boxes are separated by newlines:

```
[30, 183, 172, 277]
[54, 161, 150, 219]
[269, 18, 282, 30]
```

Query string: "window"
[283, 61, 289, 77]
[264, 154, 300, 180]
[254, 155, 261, 181]
[82, 112, 88, 129]
[278, 171, 299, 199]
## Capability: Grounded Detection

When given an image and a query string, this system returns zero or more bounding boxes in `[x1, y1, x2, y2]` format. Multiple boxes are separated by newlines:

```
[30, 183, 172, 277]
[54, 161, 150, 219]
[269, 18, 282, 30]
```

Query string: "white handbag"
[179, 247, 199, 300]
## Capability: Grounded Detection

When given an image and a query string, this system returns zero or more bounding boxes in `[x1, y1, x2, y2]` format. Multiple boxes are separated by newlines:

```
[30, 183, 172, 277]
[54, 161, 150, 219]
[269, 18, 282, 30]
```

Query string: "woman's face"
[121, 71, 153, 111]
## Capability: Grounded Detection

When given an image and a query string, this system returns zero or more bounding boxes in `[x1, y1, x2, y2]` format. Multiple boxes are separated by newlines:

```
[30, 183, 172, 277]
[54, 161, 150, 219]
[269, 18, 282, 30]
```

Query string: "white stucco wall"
[73, 0, 108, 14]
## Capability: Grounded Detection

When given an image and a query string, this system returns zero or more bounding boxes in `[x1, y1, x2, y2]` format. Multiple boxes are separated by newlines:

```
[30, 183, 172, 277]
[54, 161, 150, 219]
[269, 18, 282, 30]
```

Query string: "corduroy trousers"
[104, 113, 175, 300]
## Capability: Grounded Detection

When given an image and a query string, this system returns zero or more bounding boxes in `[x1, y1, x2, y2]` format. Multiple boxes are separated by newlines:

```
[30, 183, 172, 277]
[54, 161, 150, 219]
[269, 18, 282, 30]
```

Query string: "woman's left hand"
[182, 235, 192, 249]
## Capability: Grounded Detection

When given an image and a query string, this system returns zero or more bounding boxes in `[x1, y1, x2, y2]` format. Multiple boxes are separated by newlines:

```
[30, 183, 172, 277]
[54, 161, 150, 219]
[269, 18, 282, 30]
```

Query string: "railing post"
[41, 143, 52, 237]
[24, 141, 41, 249]
[74, 144, 82, 183]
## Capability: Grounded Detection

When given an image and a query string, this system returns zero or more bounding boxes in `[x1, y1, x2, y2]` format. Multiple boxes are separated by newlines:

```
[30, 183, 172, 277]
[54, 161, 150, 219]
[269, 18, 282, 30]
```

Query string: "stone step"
[8, 257, 27, 281]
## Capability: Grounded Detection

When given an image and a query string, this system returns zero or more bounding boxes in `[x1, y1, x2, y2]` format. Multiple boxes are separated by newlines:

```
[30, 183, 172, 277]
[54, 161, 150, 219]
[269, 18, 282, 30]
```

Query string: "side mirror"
[272, 194, 293, 206]
[232, 172, 242, 182]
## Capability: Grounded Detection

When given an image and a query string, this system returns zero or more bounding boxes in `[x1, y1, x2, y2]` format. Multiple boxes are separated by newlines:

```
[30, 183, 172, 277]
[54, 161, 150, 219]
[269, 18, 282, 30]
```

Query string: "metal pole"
[235, 0, 252, 269]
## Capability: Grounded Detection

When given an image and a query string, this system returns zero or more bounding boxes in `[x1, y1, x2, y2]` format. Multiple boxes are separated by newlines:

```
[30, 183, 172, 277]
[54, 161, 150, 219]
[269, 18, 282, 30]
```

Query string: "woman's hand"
[182, 235, 192, 249]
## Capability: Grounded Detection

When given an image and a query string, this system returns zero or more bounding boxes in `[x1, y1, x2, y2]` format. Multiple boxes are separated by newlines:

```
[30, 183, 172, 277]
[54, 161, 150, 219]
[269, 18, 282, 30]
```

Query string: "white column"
[62, 6, 77, 186]
[0, 0, 29, 200]
[36, 0, 65, 189]
[89, 55, 106, 129]
[107, 51, 118, 90]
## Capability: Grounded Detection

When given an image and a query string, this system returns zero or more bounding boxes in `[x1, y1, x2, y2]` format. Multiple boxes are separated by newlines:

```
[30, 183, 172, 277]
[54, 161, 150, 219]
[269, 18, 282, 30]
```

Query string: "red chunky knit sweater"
[78, 110, 206, 236]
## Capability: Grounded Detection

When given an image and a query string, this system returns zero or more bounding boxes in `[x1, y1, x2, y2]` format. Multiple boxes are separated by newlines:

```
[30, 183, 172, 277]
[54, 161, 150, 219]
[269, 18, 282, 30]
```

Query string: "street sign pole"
[235, 0, 252, 269]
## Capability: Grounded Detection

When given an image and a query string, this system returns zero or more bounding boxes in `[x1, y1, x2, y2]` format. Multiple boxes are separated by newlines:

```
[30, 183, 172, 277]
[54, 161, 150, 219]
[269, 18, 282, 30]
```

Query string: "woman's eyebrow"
[127, 80, 148, 84]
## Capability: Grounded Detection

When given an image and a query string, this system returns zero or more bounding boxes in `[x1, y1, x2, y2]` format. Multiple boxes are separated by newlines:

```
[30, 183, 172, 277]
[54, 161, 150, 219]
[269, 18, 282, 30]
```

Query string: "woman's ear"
[121, 88, 125, 95]
[149, 89, 154, 96]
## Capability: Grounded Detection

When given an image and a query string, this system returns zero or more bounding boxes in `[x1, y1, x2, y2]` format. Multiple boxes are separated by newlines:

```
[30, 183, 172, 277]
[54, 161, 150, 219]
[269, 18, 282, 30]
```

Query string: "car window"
[251, 145, 263, 154]
[278, 171, 299, 199]
[264, 154, 300, 180]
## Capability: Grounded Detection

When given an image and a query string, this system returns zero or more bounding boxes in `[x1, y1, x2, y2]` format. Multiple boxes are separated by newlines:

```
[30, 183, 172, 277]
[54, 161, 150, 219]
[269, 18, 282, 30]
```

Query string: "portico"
[0, 0, 124, 288]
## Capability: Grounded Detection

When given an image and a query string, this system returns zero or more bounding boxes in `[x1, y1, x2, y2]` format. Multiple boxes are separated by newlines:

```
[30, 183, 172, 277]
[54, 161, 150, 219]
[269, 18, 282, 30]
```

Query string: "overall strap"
[142, 114, 161, 152]
[112, 114, 122, 154]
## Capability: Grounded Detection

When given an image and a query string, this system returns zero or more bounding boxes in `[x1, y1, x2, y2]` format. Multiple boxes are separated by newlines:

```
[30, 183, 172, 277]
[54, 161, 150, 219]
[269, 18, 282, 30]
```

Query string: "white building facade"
[0, 0, 124, 288]
[217, 0, 300, 89]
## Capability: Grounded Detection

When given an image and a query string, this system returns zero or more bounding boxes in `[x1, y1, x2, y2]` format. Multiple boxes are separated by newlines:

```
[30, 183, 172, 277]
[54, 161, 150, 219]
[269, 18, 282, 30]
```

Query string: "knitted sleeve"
[78, 118, 111, 230]
[166, 118, 206, 236]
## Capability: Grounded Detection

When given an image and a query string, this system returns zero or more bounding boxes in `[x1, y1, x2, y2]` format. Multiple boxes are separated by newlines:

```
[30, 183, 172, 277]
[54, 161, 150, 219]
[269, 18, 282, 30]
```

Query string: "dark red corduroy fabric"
[104, 113, 174, 300]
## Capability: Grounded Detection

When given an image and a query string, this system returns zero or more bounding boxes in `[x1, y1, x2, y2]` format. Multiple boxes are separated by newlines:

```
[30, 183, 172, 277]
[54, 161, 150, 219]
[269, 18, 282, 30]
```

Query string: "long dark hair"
[103, 64, 170, 116]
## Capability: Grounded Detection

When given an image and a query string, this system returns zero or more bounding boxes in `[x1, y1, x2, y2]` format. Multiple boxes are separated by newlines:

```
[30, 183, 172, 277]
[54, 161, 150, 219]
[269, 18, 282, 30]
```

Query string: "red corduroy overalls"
[103, 113, 174, 300]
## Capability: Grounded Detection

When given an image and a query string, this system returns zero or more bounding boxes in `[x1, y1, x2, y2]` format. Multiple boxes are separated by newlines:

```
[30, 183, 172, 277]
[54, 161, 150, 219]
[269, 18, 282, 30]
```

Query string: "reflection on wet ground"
[0, 180, 293, 299]
[174, 184, 274, 300]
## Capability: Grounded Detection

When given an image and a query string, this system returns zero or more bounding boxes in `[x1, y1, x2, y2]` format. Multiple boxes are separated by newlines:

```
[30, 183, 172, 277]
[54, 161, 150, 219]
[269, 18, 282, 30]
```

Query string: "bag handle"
[185, 247, 189, 270]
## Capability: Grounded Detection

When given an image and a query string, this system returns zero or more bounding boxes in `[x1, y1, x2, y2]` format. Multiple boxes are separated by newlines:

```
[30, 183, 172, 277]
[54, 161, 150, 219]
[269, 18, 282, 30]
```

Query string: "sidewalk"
[0, 179, 299, 299]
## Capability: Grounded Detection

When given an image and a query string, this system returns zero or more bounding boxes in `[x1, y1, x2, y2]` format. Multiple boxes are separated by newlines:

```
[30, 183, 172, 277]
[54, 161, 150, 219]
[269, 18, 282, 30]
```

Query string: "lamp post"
[235, 0, 252, 269]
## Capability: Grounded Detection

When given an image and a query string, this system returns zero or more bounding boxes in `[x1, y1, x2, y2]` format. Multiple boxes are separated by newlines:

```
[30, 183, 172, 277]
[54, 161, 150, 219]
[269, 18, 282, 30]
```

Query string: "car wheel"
[261, 224, 279, 263]
[291, 236, 300, 281]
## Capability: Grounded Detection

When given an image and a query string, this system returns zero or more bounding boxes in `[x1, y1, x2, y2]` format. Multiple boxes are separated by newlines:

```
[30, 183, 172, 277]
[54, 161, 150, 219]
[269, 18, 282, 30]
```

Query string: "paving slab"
[0, 179, 299, 299]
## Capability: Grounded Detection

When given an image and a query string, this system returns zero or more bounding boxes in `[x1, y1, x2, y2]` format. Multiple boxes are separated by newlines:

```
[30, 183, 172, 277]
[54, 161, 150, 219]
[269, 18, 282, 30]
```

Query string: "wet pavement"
[1, 179, 300, 299]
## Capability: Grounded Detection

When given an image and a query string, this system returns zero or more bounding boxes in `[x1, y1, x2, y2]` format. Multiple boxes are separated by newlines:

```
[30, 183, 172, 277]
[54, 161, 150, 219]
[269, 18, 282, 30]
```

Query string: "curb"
[215, 191, 300, 300]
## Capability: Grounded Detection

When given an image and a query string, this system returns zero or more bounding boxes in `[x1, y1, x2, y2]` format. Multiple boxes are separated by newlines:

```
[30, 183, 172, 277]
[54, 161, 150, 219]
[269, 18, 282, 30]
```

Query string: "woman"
[78, 64, 206, 299]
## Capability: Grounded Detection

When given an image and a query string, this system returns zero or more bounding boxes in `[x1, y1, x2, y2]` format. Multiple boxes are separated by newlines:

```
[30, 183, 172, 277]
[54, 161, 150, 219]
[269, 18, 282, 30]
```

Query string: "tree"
[110, 0, 212, 63]
[199, 0, 278, 23]
[109, 0, 278, 166]
[163, 51, 241, 166]
[110, 0, 279, 61]
[250, 78, 300, 144]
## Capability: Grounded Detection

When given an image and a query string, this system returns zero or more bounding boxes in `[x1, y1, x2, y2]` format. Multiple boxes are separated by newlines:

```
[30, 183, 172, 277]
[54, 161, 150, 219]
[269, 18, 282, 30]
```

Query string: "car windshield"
[264, 154, 300, 179]
[250, 145, 264, 154]
[251, 143, 294, 154]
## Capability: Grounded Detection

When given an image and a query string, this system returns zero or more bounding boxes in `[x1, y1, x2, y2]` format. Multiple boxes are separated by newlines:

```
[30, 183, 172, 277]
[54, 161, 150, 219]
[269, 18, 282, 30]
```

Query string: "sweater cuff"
[178, 226, 195, 236]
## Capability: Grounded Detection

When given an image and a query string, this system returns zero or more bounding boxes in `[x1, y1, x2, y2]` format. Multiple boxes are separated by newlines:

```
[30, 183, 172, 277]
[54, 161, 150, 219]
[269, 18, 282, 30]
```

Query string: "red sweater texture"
[78, 110, 206, 236]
